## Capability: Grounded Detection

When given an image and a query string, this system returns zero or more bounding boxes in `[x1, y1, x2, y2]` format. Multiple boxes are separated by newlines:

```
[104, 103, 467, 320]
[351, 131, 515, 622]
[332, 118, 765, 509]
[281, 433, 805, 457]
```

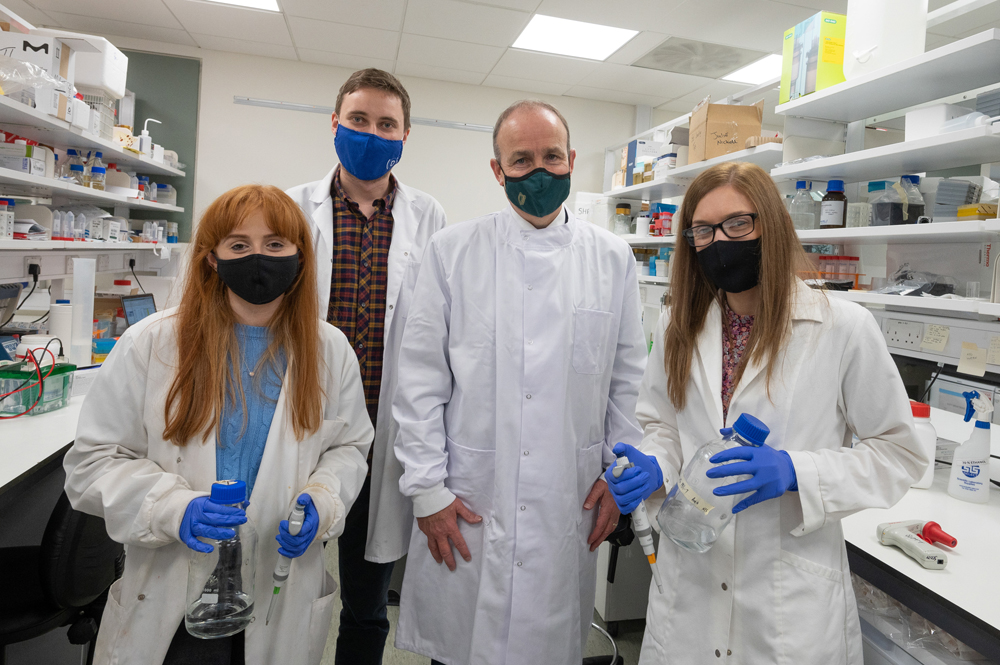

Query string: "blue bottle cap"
[56, 299, 70, 303]
[827, 180, 845, 192]
[210, 480, 247, 504]
[868, 181, 887, 192]
[91, 167, 106, 174]
[901, 174, 920, 185]
[70, 164, 84, 172]
[733, 413, 770, 446]
[796, 180, 808, 189]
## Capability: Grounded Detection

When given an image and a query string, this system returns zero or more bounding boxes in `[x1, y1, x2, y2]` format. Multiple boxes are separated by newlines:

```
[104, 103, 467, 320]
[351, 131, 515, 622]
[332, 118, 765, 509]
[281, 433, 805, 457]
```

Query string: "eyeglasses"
[682, 213, 758, 247]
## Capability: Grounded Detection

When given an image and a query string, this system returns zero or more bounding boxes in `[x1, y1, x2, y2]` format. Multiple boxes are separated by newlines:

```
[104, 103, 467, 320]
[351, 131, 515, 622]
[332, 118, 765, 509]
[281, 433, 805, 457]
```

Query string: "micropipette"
[612, 456, 663, 594]
[266, 499, 305, 625]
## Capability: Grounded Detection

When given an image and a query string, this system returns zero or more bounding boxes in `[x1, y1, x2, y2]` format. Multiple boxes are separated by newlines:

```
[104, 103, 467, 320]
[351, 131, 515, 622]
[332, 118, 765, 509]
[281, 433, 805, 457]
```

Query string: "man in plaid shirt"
[287, 69, 446, 665]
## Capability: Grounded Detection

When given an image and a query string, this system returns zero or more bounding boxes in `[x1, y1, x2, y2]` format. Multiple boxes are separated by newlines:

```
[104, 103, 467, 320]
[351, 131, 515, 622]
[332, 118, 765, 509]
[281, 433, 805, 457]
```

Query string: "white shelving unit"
[638, 276, 669, 285]
[797, 220, 1000, 245]
[0, 240, 184, 251]
[619, 234, 677, 246]
[605, 143, 785, 199]
[775, 29, 1000, 123]
[826, 291, 987, 316]
[0, 167, 183, 211]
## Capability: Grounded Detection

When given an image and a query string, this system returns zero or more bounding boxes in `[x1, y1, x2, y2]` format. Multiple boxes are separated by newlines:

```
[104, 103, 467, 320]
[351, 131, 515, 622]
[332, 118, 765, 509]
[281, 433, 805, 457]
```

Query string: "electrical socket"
[65, 256, 77, 275]
[97, 254, 110, 272]
[23, 256, 41, 278]
[123, 252, 135, 269]
[884, 318, 924, 349]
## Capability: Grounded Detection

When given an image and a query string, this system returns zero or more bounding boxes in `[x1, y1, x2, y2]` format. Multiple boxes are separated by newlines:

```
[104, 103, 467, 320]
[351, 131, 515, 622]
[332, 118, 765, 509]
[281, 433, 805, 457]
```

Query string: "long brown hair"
[163, 185, 323, 445]
[664, 162, 810, 410]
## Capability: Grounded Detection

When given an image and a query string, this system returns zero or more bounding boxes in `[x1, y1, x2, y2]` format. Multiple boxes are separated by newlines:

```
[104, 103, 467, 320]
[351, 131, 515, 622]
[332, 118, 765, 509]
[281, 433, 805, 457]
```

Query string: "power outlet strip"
[884, 318, 924, 349]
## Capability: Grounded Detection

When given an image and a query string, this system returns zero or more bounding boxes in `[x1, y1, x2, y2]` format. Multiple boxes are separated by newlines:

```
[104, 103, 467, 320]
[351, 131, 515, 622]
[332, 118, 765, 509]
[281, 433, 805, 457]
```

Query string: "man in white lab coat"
[392, 100, 646, 665]
[286, 69, 446, 665]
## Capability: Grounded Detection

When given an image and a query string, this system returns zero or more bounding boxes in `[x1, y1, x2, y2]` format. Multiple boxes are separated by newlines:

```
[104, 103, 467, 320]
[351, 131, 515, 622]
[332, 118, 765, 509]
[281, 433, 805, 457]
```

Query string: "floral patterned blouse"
[722, 303, 755, 422]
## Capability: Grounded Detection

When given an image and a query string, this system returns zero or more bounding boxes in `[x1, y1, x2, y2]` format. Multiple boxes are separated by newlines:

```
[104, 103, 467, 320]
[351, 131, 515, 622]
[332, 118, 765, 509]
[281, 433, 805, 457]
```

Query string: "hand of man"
[416, 498, 482, 571]
[584, 479, 621, 552]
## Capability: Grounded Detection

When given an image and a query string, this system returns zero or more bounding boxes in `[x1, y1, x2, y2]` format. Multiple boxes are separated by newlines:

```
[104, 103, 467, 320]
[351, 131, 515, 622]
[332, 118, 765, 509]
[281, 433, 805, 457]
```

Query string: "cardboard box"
[652, 126, 689, 146]
[0, 34, 74, 85]
[626, 139, 663, 175]
[688, 99, 764, 163]
[0, 144, 45, 175]
[34, 85, 72, 122]
[779, 12, 846, 104]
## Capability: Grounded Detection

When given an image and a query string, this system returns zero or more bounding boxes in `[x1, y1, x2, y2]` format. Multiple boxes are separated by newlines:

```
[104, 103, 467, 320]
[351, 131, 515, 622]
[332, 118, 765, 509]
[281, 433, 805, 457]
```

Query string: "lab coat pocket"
[576, 440, 605, 525]
[95, 578, 126, 660]
[394, 259, 422, 321]
[572, 308, 614, 375]
[775, 550, 848, 664]
[307, 572, 338, 664]
[445, 438, 495, 521]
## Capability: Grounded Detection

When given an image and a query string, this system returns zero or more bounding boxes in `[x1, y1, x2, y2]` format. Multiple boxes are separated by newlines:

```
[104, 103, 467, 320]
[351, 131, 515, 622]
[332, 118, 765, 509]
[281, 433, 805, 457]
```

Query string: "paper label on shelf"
[988, 336, 1000, 366]
[958, 342, 987, 377]
[920, 324, 950, 352]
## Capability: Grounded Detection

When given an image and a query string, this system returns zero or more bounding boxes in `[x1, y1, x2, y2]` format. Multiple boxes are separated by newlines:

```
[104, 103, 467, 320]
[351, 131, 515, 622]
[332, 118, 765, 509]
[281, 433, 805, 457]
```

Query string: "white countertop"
[0, 396, 81, 494]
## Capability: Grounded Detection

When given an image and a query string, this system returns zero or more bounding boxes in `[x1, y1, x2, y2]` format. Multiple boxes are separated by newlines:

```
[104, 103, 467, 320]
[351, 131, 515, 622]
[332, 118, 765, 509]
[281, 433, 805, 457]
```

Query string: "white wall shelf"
[0, 167, 183, 212]
[770, 124, 1000, 183]
[638, 276, 669, 285]
[0, 96, 185, 177]
[621, 234, 676, 246]
[797, 220, 1000, 245]
[604, 143, 784, 199]
[0, 240, 184, 250]
[775, 29, 1000, 123]
[827, 290, 991, 316]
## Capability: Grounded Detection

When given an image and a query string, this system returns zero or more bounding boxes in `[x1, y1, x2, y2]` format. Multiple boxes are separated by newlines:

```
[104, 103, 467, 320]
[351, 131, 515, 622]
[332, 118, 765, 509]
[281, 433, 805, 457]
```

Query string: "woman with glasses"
[605, 163, 928, 664]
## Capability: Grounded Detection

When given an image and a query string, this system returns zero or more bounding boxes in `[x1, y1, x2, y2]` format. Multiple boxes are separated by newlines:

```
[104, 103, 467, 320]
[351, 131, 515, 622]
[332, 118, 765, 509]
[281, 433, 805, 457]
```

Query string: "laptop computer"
[120, 293, 157, 329]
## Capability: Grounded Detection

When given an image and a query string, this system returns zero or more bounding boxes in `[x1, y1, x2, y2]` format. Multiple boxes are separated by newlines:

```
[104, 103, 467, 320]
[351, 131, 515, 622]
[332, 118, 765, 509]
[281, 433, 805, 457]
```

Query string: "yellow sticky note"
[958, 342, 987, 377]
[920, 324, 950, 353]
[822, 37, 845, 65]
[988, 336, 1000, 366]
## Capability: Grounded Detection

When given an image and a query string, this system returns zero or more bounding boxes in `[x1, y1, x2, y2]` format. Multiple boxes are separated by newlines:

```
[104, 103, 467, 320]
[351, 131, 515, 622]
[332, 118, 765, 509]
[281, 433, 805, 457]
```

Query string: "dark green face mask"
[502, 167, 571, 218]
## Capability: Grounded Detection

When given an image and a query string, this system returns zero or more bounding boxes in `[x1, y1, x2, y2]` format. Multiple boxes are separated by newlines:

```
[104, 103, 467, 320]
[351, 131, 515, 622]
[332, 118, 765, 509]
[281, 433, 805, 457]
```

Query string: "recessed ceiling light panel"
[512, 15, 638, 61]
[201, 0, 281, 11]
[632, 37, 768, 79]
[722, 54, 783, 85]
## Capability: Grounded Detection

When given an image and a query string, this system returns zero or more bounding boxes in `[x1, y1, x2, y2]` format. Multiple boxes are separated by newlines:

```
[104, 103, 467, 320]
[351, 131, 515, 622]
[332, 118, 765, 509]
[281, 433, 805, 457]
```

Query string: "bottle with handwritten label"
[657, 413, 770, 553]
[820, 180, 848, 229]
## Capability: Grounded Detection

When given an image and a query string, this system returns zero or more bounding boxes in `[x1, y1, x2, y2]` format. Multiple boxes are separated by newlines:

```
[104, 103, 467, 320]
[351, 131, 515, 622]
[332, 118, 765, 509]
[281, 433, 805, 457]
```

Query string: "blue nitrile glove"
[707, 444, 797, 514]
[604, 442, 664, 515]
[179, 496, 248, 554]
[275, 494, 320, 558]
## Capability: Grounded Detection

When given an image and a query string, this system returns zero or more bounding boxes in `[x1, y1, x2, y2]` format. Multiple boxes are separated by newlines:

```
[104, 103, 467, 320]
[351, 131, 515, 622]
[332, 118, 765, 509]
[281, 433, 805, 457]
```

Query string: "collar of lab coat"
[695, 278, 824, 426]
[500, 203, 574, 249]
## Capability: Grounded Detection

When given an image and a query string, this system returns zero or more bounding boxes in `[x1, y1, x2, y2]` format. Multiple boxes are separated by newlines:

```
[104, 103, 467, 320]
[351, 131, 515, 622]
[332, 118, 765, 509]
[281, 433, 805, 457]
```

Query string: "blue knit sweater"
[217, 324, 286, 499]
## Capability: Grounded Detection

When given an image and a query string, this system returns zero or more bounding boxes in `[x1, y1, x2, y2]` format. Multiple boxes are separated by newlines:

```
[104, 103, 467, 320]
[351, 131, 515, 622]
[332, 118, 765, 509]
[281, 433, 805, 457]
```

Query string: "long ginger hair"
[163, 185, 323, 445]
[664, 162, 811, 410]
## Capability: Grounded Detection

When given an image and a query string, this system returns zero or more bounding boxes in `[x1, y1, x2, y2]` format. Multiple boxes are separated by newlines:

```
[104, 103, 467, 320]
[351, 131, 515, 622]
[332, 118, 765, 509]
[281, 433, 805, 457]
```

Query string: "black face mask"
[696, 237, 762, 294]
[215, 253, 300, 305]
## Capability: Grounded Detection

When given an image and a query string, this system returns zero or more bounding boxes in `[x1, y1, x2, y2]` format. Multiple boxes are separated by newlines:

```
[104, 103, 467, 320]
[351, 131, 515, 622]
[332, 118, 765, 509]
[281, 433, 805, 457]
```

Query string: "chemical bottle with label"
[788, 181, 818, 230]
[656, 413, 769, 553]
[948, 391, 992, 503]
[910, 401, 936, 489]
[820, 180, 848, 229]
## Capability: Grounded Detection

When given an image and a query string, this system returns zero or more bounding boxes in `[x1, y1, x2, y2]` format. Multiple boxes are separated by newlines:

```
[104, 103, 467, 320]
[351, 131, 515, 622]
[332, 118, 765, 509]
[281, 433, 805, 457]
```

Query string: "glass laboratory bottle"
[185, 480, 257, 639]
[820, 180, 848, 229]
[88, 166, 106, 191]
[657, 413, 770, 553]
[613, 203, 632, 236]
[788, 181, 818, 230]
[68, 163, 86, 186]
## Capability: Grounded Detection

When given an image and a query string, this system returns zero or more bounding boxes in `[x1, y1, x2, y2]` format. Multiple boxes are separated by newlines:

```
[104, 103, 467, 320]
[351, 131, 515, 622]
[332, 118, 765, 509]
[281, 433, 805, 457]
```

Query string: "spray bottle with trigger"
[948, 390, 993, 504]
[611, 455, 663, 594]
[139, 118, 161, 157]
[265, 499, 305, 625]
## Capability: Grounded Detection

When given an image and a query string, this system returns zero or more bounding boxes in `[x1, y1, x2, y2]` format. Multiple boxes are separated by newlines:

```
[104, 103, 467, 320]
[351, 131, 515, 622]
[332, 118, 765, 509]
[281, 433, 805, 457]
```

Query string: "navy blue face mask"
[334, 124, 404, 182]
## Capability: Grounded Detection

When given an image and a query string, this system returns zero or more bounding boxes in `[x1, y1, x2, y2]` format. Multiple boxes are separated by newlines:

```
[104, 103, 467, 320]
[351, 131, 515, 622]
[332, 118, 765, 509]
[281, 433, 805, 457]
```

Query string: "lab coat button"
[520, 505, 526, 511]
[404, 251, 408, 256]
[715, 649, 721, 657]
[721, 582, 728, 590]
[727, 650, 732, 656]
[523, 451, 529, 456]
[516, 561, 522, 567]
[389, 305, 393, 310]
[138, 594, 145, 601]
[176, 457, 181, 463]
[527, 284, 533, 290]
[526, 394, 532, 399]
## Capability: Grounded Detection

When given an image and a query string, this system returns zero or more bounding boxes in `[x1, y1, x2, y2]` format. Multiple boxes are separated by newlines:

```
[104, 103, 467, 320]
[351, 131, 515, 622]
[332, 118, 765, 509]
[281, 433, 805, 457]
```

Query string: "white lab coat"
[63, 309, 373, 665]
[286, 168, 446, 563]
[636, 282, 929, 665]
[392, 206, 647, 665]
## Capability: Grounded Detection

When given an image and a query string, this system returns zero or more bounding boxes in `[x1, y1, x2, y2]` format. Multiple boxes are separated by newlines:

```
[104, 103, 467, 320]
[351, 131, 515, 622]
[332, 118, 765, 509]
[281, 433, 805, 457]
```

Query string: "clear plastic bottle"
[148, 180, 158, 202]
[788, 181, 818, 230]
[910, 401, 936, 489]
[656, 413, 770, 553]
[185, 480, 257, 638]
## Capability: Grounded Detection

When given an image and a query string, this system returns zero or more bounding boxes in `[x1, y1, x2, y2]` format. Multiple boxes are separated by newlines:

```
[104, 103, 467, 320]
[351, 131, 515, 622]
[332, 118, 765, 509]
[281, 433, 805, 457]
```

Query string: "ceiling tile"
[535, 0, 689, 32]
[656, 99, 697, 114]
[564, 85, 670, 107]
[459, 0, 541, 11]
[394, 61, 488, 85]
[403, 0, 532, 48]
[43, 11, 198, 46]
[162, 0, 292, 45]
[606, 31, 669, 65]
[649, 0, 816, 53]
[397, 33, 504, 73]
[31, 0, 181, 28]
[482, 73, 571, 95]
[670, 79, 751, 105]
[288, 15, 399, 59]
[1, 0, 56, 26]
[489, 49, 599, 84]
[191, 33, 297, 60]
[578, 62, 706, 98]
[279, 0, 407, 30]
[771, 0, 846, 12]
[297, 49, 396, 71]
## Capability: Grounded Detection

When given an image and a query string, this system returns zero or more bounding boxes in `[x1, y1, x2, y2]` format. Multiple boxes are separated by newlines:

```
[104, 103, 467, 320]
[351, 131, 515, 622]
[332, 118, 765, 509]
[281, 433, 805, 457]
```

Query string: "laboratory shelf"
[0, 166, 184, 212]
[603, 143, 784, 199]
[826, 290, 983, 315]
[0, 240, 183, 250]
[797, 220, 1000, 245]
[0, 95, 185, 177]
[770, 124, 1000, 183]
[638, 276, 669, 285]
[775, 29, 1000, 123]
[621, 234, 677, 246]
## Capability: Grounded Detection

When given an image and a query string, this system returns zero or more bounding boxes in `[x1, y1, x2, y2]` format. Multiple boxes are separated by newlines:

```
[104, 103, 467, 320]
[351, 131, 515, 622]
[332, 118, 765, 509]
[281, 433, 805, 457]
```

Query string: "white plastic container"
[905, 104, 975, 141]
[843, 0, 928, 80]
[14, 335, 57, 368]
[910, 401, 935, 489]
[71, 35, 128, 99]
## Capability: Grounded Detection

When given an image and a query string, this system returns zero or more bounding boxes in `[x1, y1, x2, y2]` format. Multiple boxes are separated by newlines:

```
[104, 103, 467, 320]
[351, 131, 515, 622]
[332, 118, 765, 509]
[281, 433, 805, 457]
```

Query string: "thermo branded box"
[779, 11, 846, 104]
[688, 99, 763, 163]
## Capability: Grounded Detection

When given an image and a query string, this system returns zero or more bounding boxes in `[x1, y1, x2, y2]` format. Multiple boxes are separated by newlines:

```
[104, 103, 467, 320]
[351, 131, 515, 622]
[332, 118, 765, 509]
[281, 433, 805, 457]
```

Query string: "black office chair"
[0, 492, 123, 665]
